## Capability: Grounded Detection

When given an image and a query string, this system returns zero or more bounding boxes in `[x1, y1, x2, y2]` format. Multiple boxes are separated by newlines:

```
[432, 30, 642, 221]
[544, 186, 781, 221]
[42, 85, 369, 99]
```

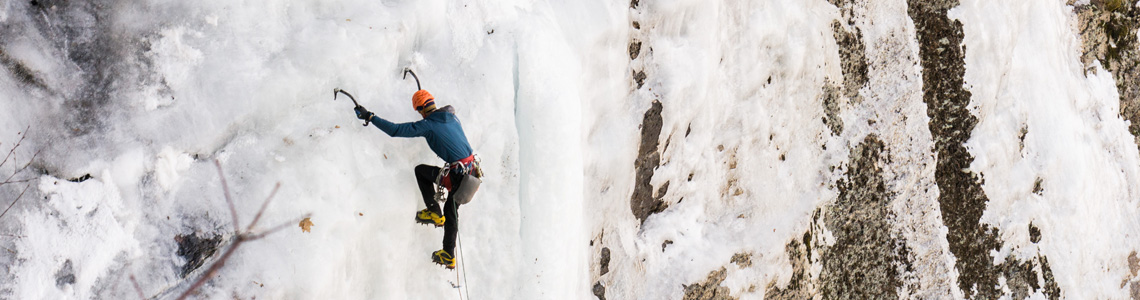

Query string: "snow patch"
[155, 147, 192, 192]
[10, 174, 138, 299]
[143, 27, 204, 111]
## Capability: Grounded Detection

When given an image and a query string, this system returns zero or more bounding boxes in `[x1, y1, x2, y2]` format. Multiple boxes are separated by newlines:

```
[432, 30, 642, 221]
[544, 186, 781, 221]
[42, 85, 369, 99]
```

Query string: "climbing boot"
[432, 249, 455, 269]
[415, 209, 445, 227]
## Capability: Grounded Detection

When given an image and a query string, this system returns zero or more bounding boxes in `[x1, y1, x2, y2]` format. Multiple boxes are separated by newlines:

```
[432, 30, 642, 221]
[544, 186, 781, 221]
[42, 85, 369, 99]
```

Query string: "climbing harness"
[432, 155, 483, 205]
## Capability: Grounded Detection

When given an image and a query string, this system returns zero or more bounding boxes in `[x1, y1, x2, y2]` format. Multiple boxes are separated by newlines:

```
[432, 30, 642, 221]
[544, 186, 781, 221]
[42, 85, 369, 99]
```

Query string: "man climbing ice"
[351, 87, 479, 269]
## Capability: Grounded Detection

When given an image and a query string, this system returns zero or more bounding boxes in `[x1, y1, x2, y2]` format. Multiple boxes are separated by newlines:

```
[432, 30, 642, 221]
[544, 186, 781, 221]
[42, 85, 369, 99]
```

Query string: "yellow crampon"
[432, 249, 455, 269]
[415, 209, 445, 227]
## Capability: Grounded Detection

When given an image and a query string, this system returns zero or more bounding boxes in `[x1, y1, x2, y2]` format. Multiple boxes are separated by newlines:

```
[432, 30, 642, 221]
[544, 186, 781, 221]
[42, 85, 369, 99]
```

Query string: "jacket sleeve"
[370, 115, 431, 138]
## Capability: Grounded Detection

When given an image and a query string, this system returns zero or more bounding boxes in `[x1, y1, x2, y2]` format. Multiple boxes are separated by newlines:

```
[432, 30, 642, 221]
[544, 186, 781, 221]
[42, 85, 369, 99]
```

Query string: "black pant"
[415, 164, 463, 254]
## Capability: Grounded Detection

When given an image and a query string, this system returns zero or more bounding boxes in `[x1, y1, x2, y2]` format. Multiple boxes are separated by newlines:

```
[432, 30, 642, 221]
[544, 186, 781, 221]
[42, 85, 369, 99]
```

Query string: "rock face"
[908, 1, 1058, 298]
[1075, 0, 1140, 146]
[767, 137, 912, 300]
[683, 267, 736, 300]
[820, 136, 908, 300]
[631, 100, 667, 224]
[765, 239, 812, 300]
[908, 1, 1003, 298]
[830, 20, 869, 103]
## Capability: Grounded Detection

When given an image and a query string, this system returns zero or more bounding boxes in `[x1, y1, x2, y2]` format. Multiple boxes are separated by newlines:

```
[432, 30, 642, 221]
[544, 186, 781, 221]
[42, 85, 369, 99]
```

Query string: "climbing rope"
[455, 269, 463, 300]
[458, 225, 471, 300]
[436, 164, 471, 300]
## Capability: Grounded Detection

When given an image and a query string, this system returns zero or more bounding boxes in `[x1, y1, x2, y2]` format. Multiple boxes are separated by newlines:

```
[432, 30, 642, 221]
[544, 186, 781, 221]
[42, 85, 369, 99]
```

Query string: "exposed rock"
[1029, 223, 1042, 243]
[908, 0, 1024, 297]
[1075, 1, 1140, 145]
[634, 70, 648, 89]
[820, 135, 907, 299]
[630, 41, 643, 60]
[594, 281, 607, 300]
[730, 252, 752, 268]
[55, 259, 75, 288]
[821, 81, 844, 136]
[1000, 259, 1038, 300]
[1130, 251, 1139, 276]
[631, 100, 667, 224]
[683, 267, 736, 300]
[656, 181, 670, 201]
[176, 232, 223, 278]
[600, 247, 611, 276]
[1040, 255, 1061, 300]
[765, 240, 812, 300]
[67, 174, 92, 183]
[831, 20, 869, 102]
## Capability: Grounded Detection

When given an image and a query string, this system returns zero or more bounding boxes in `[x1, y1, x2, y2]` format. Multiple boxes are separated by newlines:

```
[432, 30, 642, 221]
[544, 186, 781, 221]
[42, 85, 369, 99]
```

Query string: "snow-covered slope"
[1, 0, 1139, 299]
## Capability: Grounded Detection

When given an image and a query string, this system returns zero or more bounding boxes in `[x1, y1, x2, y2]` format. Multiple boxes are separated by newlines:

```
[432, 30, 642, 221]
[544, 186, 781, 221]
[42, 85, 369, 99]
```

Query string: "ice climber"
[352, 89, 480, 269]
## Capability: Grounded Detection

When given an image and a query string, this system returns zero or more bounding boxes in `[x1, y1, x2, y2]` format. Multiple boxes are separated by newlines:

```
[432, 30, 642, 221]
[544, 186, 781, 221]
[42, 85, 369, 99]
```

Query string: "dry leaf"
[335, 125, 341, 129]
[358, 212, 363, 216]
[299, 217, 314, 233]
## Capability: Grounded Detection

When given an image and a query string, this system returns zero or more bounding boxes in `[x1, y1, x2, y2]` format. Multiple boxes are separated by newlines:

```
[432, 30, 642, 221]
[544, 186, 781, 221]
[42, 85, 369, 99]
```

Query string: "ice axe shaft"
[333, 88, 361, 106]
[333, 88, 369, 126]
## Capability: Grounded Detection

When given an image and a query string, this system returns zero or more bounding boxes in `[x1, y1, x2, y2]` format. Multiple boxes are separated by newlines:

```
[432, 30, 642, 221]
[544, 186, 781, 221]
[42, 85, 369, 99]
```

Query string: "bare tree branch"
[2, 147, 41, 185]
[164, 160, 306, 300]
[0, 184, 31, 220]
[213, 160, 239, 234]
[244, 214, 311, 241]
[1, 128, 40, 213]
[0, 126, 29, 171]
[129, 274, 146, 300]
[3, 178, 36, 184]
[246, 182, 281, 233]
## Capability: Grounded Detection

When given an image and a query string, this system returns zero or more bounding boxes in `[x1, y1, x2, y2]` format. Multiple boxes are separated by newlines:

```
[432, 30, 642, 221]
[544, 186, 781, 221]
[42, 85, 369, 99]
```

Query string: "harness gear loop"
[433, 164, 450, 204]
[432, 155, 480, 203]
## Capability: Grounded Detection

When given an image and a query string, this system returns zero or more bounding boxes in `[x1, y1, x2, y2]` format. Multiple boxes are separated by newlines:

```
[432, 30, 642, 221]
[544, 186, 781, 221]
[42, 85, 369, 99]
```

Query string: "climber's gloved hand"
[355, 106, 374, 121]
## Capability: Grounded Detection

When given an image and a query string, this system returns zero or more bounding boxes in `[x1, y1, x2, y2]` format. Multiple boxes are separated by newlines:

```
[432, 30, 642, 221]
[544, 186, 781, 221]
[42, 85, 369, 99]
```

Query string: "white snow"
[1, 0, 1139, 299]
[956, 0, 1140, 298]
[14, 174, 139, 299]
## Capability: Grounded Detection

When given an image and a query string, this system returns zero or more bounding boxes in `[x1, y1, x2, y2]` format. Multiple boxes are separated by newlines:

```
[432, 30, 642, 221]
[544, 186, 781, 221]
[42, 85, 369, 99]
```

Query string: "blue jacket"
[369, 105, 474, 163]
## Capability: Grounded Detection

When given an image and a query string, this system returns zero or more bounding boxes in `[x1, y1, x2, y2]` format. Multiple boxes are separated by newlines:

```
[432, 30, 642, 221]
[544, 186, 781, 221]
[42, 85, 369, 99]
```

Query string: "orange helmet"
[412, 90, 436, 114]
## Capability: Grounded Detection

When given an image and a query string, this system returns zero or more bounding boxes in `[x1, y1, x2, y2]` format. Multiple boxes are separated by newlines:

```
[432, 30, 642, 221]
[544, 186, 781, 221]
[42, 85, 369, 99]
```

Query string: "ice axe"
[403, 68, 421, 91]
[332, 88, 370, 126]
